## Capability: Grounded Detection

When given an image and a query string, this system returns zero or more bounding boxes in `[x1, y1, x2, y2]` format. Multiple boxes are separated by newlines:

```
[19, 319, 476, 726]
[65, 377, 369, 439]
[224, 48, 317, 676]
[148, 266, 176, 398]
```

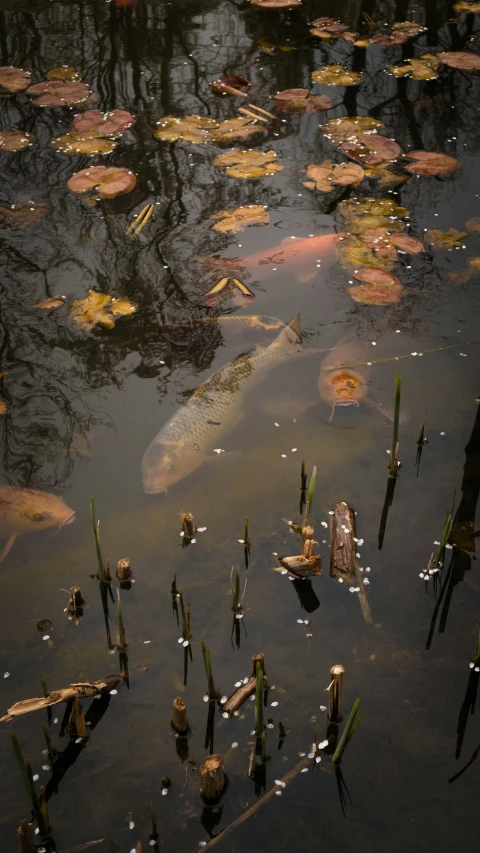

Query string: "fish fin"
[287, 314, 301, 339]
[0, 534, 17, 563]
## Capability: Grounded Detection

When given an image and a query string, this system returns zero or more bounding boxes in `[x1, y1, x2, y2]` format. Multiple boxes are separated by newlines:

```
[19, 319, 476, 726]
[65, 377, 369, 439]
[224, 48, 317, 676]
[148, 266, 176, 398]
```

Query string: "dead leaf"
[51, 132, 117, 155]
[154, 115, 218, 144]
[365, 164, 411, 188]
[0, 129, 34, 151]
[211, 75, 251, 95]
[250, 0, 302, 7]
[448, 270, 471, 285]
[214, 148, 283, 179]
[0, 66, 31, 93]
[303, 161, 365, 192]
[424, 228, 468, 249]
[0, 400, 7, 415]
[323, 116, 384, 143]
[67, 166, 137, 198]
[438, 51, 480, 71]
[211, 204, 269, 233]
[453, 1, 480, 13]
[46, 66, 82, 81]
[0, 203, 48, 228]
[27, 80, 92, 106]
[34, 296, 65, 309]
[337, 235, 394, 270]
[466, 217, 480, 233]
[73, 109, 134, 137]
[312, 65, 363, 86]
[348, 269, 403, 304]
[309, 18, 353, 40]
[212, 116, 266, 143]
[369, 21, 426, 45]
[389, 233, 424, 254]
[274, 88, 332, 113]
[404, 151, 461, 176]
[389, 53, 441, 80]
[337, 197, 409, 234]
[71, 290, 137, 331]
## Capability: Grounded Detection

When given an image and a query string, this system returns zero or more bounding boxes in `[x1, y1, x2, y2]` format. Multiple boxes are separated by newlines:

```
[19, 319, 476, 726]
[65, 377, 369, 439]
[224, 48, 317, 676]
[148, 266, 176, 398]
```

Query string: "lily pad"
[72, 109, 134, 137]
[389, 53, 441, 80]
[337, 235, 395, 270]
[51, 132, 117, 155]
[0, 203, 48, 228]
[250, 0, 302, 8]
[453, 1, 480, 13]
[214, 148, 283, 178]
[154, 115, 218, 144]
[438, 51, 480, 71]
[0, 129, 34, 151]
[312, 65, 363, 86]
[323, 116, 384, 143]
[369, 21, 426, 44]
[466, 217, 480, 233]
[211, 75, 251, 95]
[303, 161, 365, 192]
[389, 233, 425, 254]
[27, 80, 92, 106]
[212, 116, 266, 143]
[211, 204, 269, 233]
[0, 66, 31, 93]
[338, 197, 409, 234]
[424, 228, 468, 249]
[309, 18, 352, 40]
[274, 88, 332, 113]
[67, 166, 137, 198]
[72, 290, 137, 331]
[404, 150, 460, 176]
[341, 133, 402, 165]
[46, 66, 82, 81]
[365, 165, 411, 188]
[348, 269, 403, 304]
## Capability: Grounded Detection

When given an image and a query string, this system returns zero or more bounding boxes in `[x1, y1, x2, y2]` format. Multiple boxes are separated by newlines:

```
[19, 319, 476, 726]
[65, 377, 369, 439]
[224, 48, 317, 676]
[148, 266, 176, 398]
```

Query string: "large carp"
[0, 486, 75, 562]
[142, 315, 310, 493]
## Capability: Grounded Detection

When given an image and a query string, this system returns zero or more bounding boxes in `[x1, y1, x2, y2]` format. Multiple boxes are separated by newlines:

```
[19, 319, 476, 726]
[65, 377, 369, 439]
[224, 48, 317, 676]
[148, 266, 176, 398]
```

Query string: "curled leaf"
[51, 132, 117, 155]
[214, 148, 283, 179]
[34, 296, 65, 309]
[72, 109, 134, 137]
[67, 166, 137, 198]
[211, 76, 251, 96]
[274, 88, 332, 113]
[27, 80, 92, 107]
[424, 228, 468, 249]
[0, 129, 34, 151]
[404, 150, 460, 176]
[312, 65, 363, 86]
[71, 290, 137, 331]
[348, 268, 403, 304]
[438, 51, 480, 71]
[211, 204, 269, 233]
[0, 65, 31, 93]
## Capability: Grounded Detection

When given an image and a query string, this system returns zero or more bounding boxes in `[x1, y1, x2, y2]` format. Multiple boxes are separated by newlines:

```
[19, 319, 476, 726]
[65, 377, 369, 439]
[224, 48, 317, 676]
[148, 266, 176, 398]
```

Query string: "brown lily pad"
[337, 234, 395, 270]
[27, 80, 92, 107]
[211, 204, 269, 233]
[250, 0, 302, 8]
[348, 268, 403, 304]
[338, 197, 409, 235]
[453, 1, 480, 13]
[438, 51, 480, 71]
[323, 116, 384, 144]
[0, 66, 31, 93]
[365, 165, 410, 188]
[51, 132, 117, 155]
[0, 129, 34, 151]
[67, 166, 137, 198]
[71, 290, 137, 331]
[466, 217, 480, 233]
[211, 75, 251, 95]
[389, 53, 441, 80]
[424, 228, 468, 249]
[309, 18, 352, 40]
[46, 66, 82, 81]
[404, 151, 460, 176]
[73, 109, 134, 137]
[214, 148, 283, 179]
[0, 203, 48, 228]
[389, 233, 424, 254]
[342, 133, 402, 165]
[274, 88, 332, 113]
[212, 117, 267, 143]
[369, 21, 426, 45]
[312, 65, 363, 86]
[303, 161, 364, 192]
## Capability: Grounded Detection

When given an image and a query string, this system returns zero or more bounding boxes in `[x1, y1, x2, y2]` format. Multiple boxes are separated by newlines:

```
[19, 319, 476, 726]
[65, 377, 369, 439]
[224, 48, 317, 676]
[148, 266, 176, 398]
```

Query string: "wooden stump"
[200, 754, 227, 803]
[17, 820, 35, 853]
[330, 502, 356, 582]
[180, 511, 196, 538]
[278, 554, 322, 578]
[172, 696, 189, 734]
[117, 558, 131, 580]
[328, 664, 344, 723]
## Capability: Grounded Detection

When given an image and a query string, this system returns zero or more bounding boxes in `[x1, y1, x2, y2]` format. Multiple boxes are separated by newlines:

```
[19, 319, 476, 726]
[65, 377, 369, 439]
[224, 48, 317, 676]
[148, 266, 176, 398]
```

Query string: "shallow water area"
[0, 0, 480, 851]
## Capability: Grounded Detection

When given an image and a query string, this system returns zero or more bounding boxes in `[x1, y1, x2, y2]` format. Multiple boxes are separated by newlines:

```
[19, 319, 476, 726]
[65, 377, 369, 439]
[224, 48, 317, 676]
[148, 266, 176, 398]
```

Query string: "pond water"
[1, 0, 480, 851]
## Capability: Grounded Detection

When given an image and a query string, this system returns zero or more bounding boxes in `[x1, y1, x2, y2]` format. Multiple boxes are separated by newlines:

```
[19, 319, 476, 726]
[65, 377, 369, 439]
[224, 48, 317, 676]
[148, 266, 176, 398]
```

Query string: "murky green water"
[1, 0, 480, 850]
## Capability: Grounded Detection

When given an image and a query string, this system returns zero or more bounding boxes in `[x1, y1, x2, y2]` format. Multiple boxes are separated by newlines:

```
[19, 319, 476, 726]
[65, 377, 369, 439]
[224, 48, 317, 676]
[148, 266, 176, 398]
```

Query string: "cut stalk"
[11, 736, 49, 836]
[116, 588, 127, 651]
[474, 630, 480, 667]
[331, 698, 363, 765]
[255, 661, 264, 736]
[389, 374, 401, 476]
[90, 497, 106, 582]
[303, 465, 316, 529]
[201, 641, 217, 700]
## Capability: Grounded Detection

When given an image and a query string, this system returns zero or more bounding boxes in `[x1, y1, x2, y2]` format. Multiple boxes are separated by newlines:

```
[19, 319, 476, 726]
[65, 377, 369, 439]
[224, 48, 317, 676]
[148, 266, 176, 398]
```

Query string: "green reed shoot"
[11, 735, 49, 836]
[430, 488, 456, 573]
[116, 588, 127, 650]
[90, 497, 107, 582]
[331, 698, 363, 765]
[389, 374, 401, 477]
[201, 641, 216, 700]
[231, 565, 247, 613]
[303, 465, 317, 528]
[255, 660, 264, 736]
[260, 730, 267, 762]
[178, 589, 191, 642]
[473, 630, 480, 667]
[244, 519, 250, 547]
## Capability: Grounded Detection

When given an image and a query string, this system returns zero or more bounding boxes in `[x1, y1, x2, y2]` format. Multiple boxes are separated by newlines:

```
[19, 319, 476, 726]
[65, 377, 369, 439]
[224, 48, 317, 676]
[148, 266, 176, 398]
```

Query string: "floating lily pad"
[425, 228, 468, 249]
[0, 129, 34, 151]
[72, 290, 137, 331]
[46, 66, 82, 81]
[67, 166, 137, 198]
[51, 131, 117, 155]
[438, 51, 480, 71]
[369, 21, 426, 45]
[338, 197, 409, 234]
[0, 65, 31, 93]
[341, 133, 402, 165]
[212, 116, 266, 143]
[303, 161, 365, 192]
[389, 233, 425, 254]
[154, 115, 218, 144]
[274, 88, 332, 113]
[0, 203, 48, 228]
[312, 65, 363, 86]
[72, 109, 134, 137]
[337, 235, 395, 270]
[211, 75, 251, 95]
[365, 165, 411, 188]
[27, 80, 92, 106]
[389, 53, 441, 80]
[348, 268, 403, 304]
[309, 17, 352, 40]
[250, 0, 302, 8]
[404, 150, 460, 176]
[214, 148, 283, 178]
[211, 204, 269, 233]
[323, 116, 384, 144]
[453, 1, 480, 13]
[466, 217, 480, 233]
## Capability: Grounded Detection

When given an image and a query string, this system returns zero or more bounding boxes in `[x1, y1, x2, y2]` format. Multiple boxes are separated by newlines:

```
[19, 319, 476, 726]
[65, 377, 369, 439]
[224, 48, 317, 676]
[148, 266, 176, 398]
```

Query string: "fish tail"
[287, 314, 301, 339]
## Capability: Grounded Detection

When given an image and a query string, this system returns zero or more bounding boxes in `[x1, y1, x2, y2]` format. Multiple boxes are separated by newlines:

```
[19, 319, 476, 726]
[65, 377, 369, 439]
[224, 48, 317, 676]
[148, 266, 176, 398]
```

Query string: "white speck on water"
[446, 544, 453, 550]
[231, 742, 238, 748]
[364, 578, 370, 585]
[356, 552, 361, 558]
[321, 521, 328, 528]
[243, 677, 249, 684]
[271, 701, 279, 707]
[281, 454, 287, 458]
[468, 662, 474, 669]
[198, 527, 207, 532]
[180, 531, 185, 537]
[162, 788, 169, 795]
[319, 739, 329, 749]
[274, 422, 279, 427]
[144, 640, 151, 644]
[440, 432, 445, 436]
[275, 790, 283, 796]
[42, 635, 50, 641]
[301, 768, 309, 773]
[315, 756, 322, 764]
[411, 352, 417, 356]
[213, 448, 225, 453]
[53, 718, 58, 724]
[476, 667, 480, 673]
[220, 696, 227, 704]
[110, 689, 118, 695]
[203, 695, 209, 702]
[235, 681, 242, 687]
[338, 578, 343, 583]
[222, 711, 229, 718]
[320, 705, 327, 712]
[349, 586, 355, 592]
[273, 551, 278, 556]
[178, 637, 184, 644]
[358, 538, 364, 546]
[433, 541, 440, 545]
[366, 567, 371, 572]
[308, 751, 315, 759]
[35, 829, 40, 835]
[198, 843, 207, 848]
[299, 752, 306, 757]
[328, 511, 334, 515]
[297, 619, 303, 624]
[292, 448, 297, 452]
[33, 774, 39, 781]
[191, 538, 197, 544]
[75, 737, 83, 744]
[182, 640, 190, 648]
[4, 672, 10, 678]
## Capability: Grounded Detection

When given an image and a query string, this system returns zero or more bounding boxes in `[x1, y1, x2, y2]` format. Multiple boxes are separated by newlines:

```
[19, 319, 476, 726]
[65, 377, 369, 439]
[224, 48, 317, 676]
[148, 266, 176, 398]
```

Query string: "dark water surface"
[1, 0, 480, 851]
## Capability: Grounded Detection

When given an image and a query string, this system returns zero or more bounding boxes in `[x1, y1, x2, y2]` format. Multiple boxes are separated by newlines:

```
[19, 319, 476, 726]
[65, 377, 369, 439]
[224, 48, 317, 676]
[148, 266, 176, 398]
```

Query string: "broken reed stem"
[232, 565, 240, 611]
[90, 497, 107, 582]
[41, 722, 56, 765]
[172, 696, 189, 734]
[116, 588, 127, 650]
[201, 641, 217, 700]
[474, 630, 480, 667]
[17, 819, 35, 853]
[260, 730, 267, 762]
[117, 558, 131, 580]
[331, 698, 363, 765]
[244, 518, 250, 546]
[200, 754, 227, 804]
[417, 411, 427, 446]
[11, 736, 49, 836]
[303, 465, 317, 529]
[178, 590, 191, 641]
[255, 660, 264, 736]
[328, 665, 344, 723]
[389, 374, 401, 476]
[301, 459, 307, 492]
[180, 511, 196, 538]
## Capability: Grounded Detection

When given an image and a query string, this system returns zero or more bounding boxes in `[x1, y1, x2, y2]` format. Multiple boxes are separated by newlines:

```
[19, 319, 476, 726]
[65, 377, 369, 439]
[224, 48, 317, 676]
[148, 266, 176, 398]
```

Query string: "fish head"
[142, 440, 203, 493]
[0, 488, 75, 534]
[318, 367, 367, 404]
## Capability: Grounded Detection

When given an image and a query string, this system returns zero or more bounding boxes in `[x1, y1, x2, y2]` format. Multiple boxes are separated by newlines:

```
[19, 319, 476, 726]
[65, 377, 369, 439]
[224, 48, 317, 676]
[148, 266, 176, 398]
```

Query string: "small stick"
[125, 203, 153, 237]
[246, 103, 276, 119]
[131, 204, 154, 238]
[171, 696, 189, 734]
[180, 511, 196, 538]
[231, 278, 255, 298]
[117, 558, 131, 580]
[238, 106, 269, 123]
[206, 277, 230, 297]
[328, 665, 344, 722]
[216, 83, 249, 97]
[116, 588, 127, 651]
[303, 465, 316, 529]
[200, 754, 227, 804]
[321, 339, 480, 372]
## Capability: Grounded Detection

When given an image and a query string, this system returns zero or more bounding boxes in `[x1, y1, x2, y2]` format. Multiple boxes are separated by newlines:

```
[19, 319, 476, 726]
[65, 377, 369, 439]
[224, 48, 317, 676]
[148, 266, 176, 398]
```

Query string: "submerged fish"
[0, 486, 75, 562]
[200, 232, 343, 284]
[143, 315, 310, 493]
[318, 338, 389, 422]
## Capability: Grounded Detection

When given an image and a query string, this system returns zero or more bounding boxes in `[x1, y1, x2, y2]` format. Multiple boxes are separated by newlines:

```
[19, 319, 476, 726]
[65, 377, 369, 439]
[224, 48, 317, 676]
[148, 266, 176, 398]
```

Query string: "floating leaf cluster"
[0, 129, 34, 152]
[273, 88, 332, 113]
[303, 161, 365, 192]
[0, 66, 31, 93]
[312, 65, 363, 87]
[213, 149, 283, 179]
[27, 79, 92, 106]
[154, 115, 267, 145]
[71, 290, 137, 331]
[210, 204, 269, 234]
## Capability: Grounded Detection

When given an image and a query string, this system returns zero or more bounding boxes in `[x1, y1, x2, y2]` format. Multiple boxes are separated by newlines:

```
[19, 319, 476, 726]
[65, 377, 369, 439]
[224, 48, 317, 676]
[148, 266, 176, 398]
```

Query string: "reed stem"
[11, 736, 49, 836]
[90, 497, 106, 582]
[331, 698, 363, 765]
[389, 374, 401, 476]
[116, 588, 127, 650]
[303, 465, 317, 528]
[255, 660, 264, 736]
[201, 641, 216, 700]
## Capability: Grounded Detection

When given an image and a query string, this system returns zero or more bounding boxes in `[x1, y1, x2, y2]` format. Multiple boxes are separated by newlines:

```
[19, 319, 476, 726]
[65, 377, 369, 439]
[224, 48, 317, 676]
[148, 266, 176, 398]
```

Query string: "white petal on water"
[319, 739, 329, 749]
[110, 689, 118, 695]
[271, 701, 279, 707]
[190, 538, 197, 544]
[281, 569, 288, 574]
[476, 667, 480, 673]
[235, 681, 242, 687]
[275, 790, 283, 796]
[162, 788, 169, 795]
[243, 677, 249, 684]
[231, 742, 238, 748]
[363, 578, 370, 585]
[366, 567, 371, 572]
[291, 448, 297, 452]
[4, 672, 10, 678]
[321, 521, 328, 528]
[182, 640, 190, 647]
[198, 843, 207, 848]
[301, 768, 309, 773]
[349, 586, 355, 593]
[220, 696, 228, 704]
[222, 712, 229, 718]
[197, 527, 207, 532]
[308, 752, 315, 759]
[469, 662, 475, 669]
[144, 640, 151, 644]
[178, 637, 184, 644]
[203, 695, 209, 702]
[180, 531, 185, 537]
[267, 723, 274, 729]
[320, 706, 327, 711]
[297, 619, 304, 624]
[328, 511, 334, 515]
[274, 423, 279, 427]
[298, 752, 306, 757]
[445, 544, 453, 550]
[250, 695, 255, 700]
[281, 454, 287, 458]
[42, 635, 50, 641]
[129, 820, 135, 830]
[338, 578, 343, 583]
[315, 756, 321, 764]
[33, 774, 39, 781]
[357, 538, 364, 546]
[419, 573, 425, 579]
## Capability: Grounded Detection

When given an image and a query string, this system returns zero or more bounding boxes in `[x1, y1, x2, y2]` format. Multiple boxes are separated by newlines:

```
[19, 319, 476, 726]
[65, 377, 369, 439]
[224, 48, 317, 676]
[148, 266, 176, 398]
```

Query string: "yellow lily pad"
[389, 53, 441, 80]
[0, 129, 34, 151]
[312, 65, 363, 86]
[337, 197, 409, 234]
[425, 228, 468, 249]
[214, 149, 283, 179]
[211, 204, 269, 234]
[71, 290, 137, 331]
[46, 66, 82, 81]
[51, 131, 117, 155]
[303, 161, 365, 192]
[211, 116, 266, 143]
[154, 115, 219, 144]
